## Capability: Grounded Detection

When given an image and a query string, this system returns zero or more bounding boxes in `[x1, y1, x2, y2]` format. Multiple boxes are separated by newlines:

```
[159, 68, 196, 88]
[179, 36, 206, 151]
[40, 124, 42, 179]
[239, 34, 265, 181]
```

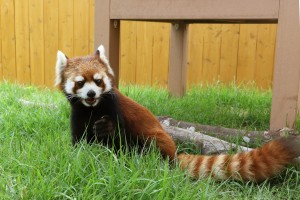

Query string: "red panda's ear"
[96, 44, 114, 77]
[55, 51, 68, 86]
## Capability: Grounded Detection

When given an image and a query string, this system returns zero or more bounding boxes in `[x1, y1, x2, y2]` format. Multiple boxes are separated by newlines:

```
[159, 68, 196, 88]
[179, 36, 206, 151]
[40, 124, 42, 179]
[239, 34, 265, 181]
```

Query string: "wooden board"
[202, 24, 222, 84]
[44, 0, 58, 87]
[110, 0, 280, 20]
[120, 21, 137, 84]
[255, 24, 277, 89]
[187, 25, 204, 87]
[270, 0, 300, 129]
[15, 0, 31, 84]
[1, 0, 16, 81]
[29, 0, 44, 86]
[236, 24, 258, 85]
[135, 22, 153, 85]
[58, 0, 74, 57]
[152, 22, 170, 87]
[89, 0, 95, 53]
[219, 24, 240, 84]
[74, 0, 89, 56]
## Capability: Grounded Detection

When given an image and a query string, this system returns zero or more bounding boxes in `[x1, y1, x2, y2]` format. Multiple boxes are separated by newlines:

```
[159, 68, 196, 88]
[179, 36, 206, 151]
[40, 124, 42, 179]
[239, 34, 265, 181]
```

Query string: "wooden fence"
[120, 21, 277, 89]
[0, 0, 94, 87]
[0, 0, 277, 89]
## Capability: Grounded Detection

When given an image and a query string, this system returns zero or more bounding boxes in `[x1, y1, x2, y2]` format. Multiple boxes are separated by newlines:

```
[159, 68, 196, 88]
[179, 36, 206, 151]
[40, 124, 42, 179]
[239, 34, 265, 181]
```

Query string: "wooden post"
[94, 0, 120, 87]
[270, 0, 300, 130]
[168, 23, 189, 96]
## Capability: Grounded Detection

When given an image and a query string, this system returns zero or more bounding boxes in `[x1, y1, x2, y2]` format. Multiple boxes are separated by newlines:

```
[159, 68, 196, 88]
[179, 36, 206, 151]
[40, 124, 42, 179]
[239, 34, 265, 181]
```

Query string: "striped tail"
[177, 136, 300, 182]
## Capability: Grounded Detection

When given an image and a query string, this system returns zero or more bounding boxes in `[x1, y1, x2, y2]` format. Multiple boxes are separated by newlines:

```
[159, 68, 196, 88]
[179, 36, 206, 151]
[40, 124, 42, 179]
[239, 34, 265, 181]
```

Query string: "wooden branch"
[160, 122, 253, 155]
[158, 116, 298, 146]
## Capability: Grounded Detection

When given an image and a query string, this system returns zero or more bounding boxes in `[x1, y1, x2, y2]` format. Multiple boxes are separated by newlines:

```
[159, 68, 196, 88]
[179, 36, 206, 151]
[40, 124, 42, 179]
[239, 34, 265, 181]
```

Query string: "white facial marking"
[93, 73, 102, 80]
[103, 74, 112, 93]
[65, 78, 75, 94]
[97, 45, 114, 77]
[55, 51, 67, 86]
[75, 76, 84, 82]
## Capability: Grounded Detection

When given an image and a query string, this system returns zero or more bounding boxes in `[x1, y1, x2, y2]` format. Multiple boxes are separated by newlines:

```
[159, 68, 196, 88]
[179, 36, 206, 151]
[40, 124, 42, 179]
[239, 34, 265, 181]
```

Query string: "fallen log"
[158, 116, 298, 147]
[162, 124, 253, 154]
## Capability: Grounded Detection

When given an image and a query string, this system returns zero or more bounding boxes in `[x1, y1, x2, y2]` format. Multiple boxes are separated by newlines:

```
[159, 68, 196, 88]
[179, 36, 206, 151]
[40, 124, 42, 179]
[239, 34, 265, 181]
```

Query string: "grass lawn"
[0, 82, 299, 199]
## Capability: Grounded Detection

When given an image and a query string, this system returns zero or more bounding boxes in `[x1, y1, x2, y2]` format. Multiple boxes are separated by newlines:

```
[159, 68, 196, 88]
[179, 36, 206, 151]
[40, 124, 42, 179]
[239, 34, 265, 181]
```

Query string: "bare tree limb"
[158, 116, 298, 147]
[160, 120, 253, 155]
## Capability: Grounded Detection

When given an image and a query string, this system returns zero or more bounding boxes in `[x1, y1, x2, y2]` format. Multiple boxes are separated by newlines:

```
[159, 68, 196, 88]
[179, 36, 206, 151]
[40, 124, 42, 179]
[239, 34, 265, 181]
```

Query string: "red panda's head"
[55, 45, 114, 107]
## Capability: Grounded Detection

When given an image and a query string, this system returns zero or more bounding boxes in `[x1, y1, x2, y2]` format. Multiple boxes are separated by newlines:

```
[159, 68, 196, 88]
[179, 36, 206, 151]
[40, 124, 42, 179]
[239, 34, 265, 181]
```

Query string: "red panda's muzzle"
[85, 98, 96, 105]
[82, 97, 100, 107]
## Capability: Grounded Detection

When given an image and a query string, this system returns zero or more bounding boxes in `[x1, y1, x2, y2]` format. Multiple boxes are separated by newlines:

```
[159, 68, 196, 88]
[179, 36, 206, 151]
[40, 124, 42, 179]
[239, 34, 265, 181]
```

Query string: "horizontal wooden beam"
[110, 0, 279, 20]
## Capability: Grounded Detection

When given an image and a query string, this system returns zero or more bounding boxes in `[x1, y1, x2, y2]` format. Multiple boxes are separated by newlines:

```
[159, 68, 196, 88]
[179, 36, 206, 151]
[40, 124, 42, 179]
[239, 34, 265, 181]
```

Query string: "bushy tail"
[177, 136, 300, 182]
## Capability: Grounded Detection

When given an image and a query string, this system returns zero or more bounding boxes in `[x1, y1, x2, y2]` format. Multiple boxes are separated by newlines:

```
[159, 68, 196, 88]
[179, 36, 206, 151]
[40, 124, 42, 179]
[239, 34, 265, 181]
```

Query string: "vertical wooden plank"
[271, 0, 300, 130]
[202, 24, 222, 84]
[1, 0, 16, 81]
[236, 24, 258, 85]
[136, 22, 153, 85]
[44, 0, 58, 87]
[59, 0, 73, 57]
[219, 24, 240, 84]
[74, 0, 89, 56]
[168, 23, 189, 96]
[29, 0, 44, 86]
[15, 0, 31, 84]
[187, 24, 204, 87]
[108, 19, 120, 86]
[152, 22, 170, 87]
[120, 21, 137, 84]
[254, 24, 277, 89]
[89, 0, 94, 53]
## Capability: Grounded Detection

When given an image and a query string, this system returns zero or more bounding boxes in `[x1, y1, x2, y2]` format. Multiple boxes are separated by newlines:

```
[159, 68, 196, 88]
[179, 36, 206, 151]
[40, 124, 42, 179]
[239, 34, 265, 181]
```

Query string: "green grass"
[122, 83, 273, 131]
[0, 82, 299, 199]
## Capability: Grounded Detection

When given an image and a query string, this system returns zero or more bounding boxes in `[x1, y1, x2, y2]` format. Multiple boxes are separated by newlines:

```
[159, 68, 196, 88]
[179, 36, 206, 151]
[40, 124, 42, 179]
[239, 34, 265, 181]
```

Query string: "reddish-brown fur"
[114, 88, 177, 160]
[58, 51, 300, 182]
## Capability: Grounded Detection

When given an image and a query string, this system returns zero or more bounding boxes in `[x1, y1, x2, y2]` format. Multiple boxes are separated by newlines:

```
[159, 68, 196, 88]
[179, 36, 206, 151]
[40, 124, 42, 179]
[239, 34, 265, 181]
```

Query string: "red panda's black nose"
[87, 90, 96, 98]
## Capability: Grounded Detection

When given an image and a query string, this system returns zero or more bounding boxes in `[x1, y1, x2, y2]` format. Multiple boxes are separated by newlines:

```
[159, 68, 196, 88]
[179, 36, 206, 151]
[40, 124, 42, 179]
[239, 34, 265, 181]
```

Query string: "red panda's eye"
[76, 81, 85, 88]
[94, 79, 102, 86]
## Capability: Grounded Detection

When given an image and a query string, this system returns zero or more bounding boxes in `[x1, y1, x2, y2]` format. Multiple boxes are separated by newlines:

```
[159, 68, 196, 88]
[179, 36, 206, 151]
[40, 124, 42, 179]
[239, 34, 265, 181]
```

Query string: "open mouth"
[84, 98, 97, 105]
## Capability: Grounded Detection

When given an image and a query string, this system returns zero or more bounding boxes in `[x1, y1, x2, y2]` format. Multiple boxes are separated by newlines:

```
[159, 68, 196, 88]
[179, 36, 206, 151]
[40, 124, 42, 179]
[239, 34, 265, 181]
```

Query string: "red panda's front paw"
[93, 115, 115, 139]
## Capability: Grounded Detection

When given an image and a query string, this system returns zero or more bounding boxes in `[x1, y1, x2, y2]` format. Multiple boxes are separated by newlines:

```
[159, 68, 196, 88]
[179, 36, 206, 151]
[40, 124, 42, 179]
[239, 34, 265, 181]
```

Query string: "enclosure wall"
[0, 0, 276, 89]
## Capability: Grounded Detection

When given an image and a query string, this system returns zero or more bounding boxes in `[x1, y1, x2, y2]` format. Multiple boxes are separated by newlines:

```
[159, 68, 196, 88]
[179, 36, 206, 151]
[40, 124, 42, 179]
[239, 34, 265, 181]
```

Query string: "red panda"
[55, 45, 300, 182]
